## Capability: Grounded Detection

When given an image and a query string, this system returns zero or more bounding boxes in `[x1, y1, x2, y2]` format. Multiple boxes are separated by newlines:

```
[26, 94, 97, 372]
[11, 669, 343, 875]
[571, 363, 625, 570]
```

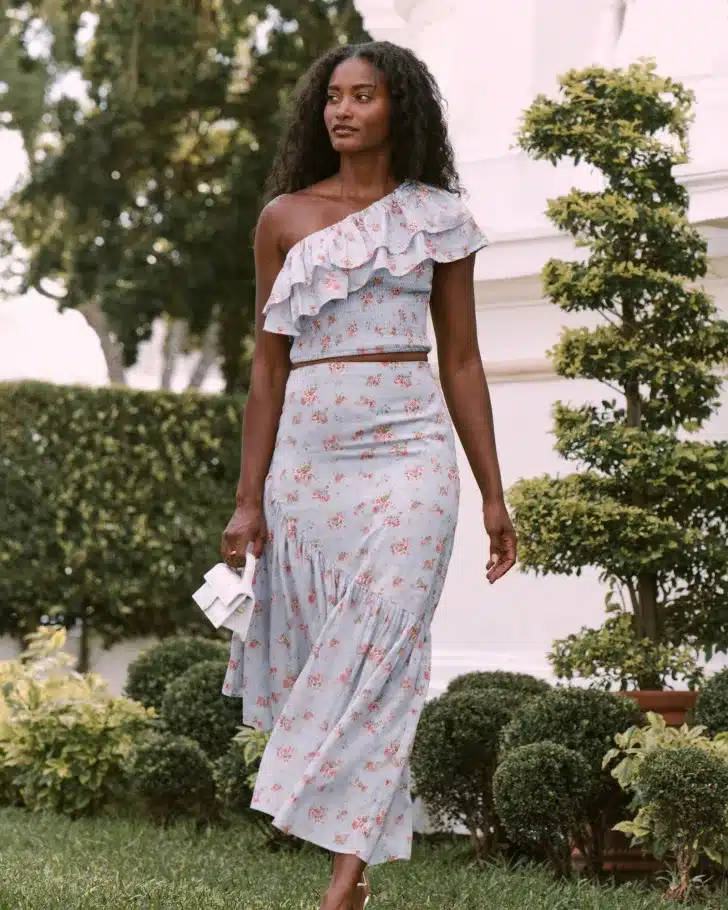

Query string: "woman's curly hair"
[264, 41, 462, 202]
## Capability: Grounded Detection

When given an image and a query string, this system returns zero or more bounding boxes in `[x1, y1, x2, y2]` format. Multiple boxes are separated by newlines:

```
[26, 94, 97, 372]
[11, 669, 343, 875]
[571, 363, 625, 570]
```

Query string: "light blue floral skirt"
[223, 360, 459, 864]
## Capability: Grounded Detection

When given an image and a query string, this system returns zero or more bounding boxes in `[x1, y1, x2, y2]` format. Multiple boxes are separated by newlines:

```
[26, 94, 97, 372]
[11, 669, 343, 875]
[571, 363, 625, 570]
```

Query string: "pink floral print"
[223, 362, 458, 867]
[222, 181, 486, 866]
[261, 181, 488, 362]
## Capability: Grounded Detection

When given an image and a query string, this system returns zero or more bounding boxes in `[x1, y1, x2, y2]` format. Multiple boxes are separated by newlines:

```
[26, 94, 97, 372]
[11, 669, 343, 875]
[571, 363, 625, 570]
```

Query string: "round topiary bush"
[125, 636, 230, 710]
[493, 741, 591, 874]
[130, 731, 217, 825]
[161, 660, 242, 760]
[500, 686, 641, 869]
[695, 668, 728, 737]
[411, 688, 522, 857]
[501, 687, 642, 782]
[636, 745, 728, 893]
[446, 670, 550, 698]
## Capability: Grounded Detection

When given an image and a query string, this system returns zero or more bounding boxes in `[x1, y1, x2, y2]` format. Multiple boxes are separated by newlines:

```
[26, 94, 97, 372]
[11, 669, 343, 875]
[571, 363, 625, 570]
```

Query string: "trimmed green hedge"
[0, 381, 242, 655]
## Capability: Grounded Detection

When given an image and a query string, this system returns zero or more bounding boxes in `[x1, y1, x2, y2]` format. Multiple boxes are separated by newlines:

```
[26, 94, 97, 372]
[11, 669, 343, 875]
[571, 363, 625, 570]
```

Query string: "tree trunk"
[79, 298, 126, 385]
[76, 614, 90, 674]
[161, 318, 189, 391]
[187, 320, 219, 390]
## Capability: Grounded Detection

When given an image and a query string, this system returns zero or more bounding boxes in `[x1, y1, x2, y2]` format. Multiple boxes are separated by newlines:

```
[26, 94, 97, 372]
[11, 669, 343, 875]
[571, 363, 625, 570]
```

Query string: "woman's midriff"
[290, 351, 428, 371]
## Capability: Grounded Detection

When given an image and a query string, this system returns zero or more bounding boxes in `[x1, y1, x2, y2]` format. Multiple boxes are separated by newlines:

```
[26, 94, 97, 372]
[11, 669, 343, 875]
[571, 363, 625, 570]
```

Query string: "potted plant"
[508, 61, 728, 722]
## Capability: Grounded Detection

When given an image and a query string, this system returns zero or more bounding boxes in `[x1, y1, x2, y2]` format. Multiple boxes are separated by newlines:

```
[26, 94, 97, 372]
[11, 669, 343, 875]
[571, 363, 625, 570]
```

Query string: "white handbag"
[192, 552, 257, 639]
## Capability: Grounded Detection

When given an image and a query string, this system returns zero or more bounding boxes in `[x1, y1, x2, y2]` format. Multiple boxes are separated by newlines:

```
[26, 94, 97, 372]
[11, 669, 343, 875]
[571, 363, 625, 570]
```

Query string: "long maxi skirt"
[223, 360, 459, 865]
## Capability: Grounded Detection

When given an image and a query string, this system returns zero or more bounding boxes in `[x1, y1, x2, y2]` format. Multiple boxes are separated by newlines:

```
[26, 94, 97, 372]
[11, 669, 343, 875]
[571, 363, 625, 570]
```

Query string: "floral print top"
[262, 181, 489, 364]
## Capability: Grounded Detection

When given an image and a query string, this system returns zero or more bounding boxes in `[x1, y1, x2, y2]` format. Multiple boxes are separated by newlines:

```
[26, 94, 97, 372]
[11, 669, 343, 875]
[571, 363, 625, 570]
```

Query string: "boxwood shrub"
[411, 688, 522, 857]
[500, 686, 641, 868]
[161, 660, 242, 759]
[125, 636, 230, 710]
[130, 731, 217, 825]
[633, 745, 728, 891]
[695, 668, 728, 737]
[446, 670, 550, 698]
[493, 741, 590, 875]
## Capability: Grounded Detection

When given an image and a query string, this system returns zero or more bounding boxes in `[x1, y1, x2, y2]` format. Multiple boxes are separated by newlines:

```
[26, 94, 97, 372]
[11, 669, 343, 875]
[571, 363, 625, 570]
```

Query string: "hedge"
[0, 381, 243, 663]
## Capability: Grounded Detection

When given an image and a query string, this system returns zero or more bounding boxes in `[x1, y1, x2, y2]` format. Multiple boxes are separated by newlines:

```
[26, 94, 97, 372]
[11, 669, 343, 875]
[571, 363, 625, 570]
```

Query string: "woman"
[221, 40, 517, 910]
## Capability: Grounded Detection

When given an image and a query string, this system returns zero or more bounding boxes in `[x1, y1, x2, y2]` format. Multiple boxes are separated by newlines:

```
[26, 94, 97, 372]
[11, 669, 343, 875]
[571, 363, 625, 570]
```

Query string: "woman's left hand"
[483, 500, 517, 584]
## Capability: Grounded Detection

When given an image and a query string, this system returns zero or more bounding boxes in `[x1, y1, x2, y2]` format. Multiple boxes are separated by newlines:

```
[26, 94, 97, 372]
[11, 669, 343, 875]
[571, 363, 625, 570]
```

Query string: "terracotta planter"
[617, 689, 698, 727]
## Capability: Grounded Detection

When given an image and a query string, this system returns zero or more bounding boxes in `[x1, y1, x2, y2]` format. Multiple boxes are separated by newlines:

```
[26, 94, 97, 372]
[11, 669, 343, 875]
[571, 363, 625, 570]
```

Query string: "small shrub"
[501, 686, 641, 870]
[214, 730, 300, 850]
[125, 636, 230, 710]
[616, 746, 728, 899]
[161, 660, 242, 759]
[412, 688, 521, 857]
[130, 731, 217, 825]
[493, 742, 591, 876]
[605, 711, 728, 794]
[695, 668, 728, 737]
[446, 670, 550, 698]
[215, 739, 255, 818]
[0, 627, 154, 818]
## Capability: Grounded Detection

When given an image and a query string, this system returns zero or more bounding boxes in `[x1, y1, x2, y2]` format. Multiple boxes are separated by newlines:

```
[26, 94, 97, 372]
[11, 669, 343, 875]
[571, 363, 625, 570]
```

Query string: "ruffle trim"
[262, 182, 489, 337]
[222, 496, 427, 723]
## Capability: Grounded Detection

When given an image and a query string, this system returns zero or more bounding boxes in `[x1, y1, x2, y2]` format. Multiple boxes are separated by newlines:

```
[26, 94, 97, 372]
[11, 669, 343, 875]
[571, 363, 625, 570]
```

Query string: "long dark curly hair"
[264, 41, 462, 202]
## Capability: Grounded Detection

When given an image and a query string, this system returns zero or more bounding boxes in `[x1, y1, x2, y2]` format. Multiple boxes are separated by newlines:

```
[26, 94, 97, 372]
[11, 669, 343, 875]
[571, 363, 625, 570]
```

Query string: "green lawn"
[0, 808, 723, 910]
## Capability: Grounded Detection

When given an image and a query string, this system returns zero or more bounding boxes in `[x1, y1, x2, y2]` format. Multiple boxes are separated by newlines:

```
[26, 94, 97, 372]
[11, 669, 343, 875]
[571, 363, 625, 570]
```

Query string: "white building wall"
[356, 0, 728, 692]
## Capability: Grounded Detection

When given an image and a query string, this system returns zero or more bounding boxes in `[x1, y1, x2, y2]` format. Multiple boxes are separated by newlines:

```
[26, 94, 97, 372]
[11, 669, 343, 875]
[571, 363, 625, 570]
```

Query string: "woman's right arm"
[221, 200, 291, 567]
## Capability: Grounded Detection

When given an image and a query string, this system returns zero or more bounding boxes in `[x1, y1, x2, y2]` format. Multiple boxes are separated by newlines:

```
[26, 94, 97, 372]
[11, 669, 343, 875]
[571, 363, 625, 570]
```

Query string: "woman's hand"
[221, 503, 267, 568]
[483, 500, 517, 585]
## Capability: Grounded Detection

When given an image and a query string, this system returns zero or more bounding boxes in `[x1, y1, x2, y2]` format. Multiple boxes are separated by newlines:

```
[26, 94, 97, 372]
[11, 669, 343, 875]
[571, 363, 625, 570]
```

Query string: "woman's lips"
[332, 125, 358, 136]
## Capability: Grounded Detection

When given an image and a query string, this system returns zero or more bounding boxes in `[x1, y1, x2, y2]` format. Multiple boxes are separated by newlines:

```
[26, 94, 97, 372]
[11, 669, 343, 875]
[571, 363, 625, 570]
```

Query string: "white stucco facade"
[355, 0, 728, 692]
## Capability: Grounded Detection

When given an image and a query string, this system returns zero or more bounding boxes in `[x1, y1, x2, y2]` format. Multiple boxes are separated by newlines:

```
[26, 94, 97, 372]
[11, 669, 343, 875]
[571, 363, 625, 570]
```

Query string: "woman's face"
[324, 57, 391, 154]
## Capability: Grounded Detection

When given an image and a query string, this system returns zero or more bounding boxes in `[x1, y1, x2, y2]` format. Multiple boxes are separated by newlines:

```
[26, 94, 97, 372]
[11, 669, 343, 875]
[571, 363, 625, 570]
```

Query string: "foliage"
[493, 741, 591, 876]
[606, 713, 728, 896]
[445, 670, 550, 698]
[510, 61, 728, 690]
[0, 627, 154, 818]
[411, 688, 521, 858]
[0, 382, 241, 667]
[604, 711, 728, 797]
[616, 748, 728, 899]
[695, 669, 728, 737]
[214, 738, 256, 818]
[214, 729, 298, 850]
[0, 0, 369, 391]
[549, 606, 703, 693]
[125, 636, 230, 710]
[161, 660, 242, 760]
[501, 686, 641, 870]
[129, 731, 217, 826]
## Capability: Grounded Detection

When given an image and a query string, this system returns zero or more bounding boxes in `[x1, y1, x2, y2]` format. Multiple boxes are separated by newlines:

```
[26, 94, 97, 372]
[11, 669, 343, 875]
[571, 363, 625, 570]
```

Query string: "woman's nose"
[336, 96, 353, 118]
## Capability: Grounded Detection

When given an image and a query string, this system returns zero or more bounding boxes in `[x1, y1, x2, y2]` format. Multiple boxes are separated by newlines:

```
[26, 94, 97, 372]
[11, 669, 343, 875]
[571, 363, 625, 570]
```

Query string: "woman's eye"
[356, 94, 372, 103]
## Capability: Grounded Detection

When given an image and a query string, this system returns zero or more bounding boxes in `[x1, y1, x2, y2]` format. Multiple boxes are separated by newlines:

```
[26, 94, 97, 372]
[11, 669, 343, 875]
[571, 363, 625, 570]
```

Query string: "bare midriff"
[290, 351, 429, 370]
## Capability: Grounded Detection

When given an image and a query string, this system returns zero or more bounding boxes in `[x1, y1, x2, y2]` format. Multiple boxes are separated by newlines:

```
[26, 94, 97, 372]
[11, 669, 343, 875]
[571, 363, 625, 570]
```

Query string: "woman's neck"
[335, 151, 396, 201]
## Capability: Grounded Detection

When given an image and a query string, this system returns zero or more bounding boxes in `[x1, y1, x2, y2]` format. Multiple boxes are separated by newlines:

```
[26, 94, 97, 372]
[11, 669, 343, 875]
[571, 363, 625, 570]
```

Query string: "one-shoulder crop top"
[262, 181, 488, 364]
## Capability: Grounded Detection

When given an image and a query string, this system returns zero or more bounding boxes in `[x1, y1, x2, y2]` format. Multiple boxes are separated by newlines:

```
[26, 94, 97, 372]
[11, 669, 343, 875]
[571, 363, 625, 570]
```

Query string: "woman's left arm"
[430, 254, 517, 584]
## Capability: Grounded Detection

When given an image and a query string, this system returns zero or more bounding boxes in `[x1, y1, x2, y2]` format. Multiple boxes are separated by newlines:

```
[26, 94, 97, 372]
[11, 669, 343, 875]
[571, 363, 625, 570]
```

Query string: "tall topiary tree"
[509, 62, 728, 691]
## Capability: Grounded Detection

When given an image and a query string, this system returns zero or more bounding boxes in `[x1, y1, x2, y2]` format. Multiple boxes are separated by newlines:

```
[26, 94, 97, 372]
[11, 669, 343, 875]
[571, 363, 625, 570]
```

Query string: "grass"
[0, 808, 725, 910]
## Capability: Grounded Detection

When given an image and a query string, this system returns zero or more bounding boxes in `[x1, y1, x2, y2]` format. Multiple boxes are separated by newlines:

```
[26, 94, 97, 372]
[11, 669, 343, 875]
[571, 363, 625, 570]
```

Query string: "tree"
[0, 1, 368, 392]
[508, 61, 728, 691]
